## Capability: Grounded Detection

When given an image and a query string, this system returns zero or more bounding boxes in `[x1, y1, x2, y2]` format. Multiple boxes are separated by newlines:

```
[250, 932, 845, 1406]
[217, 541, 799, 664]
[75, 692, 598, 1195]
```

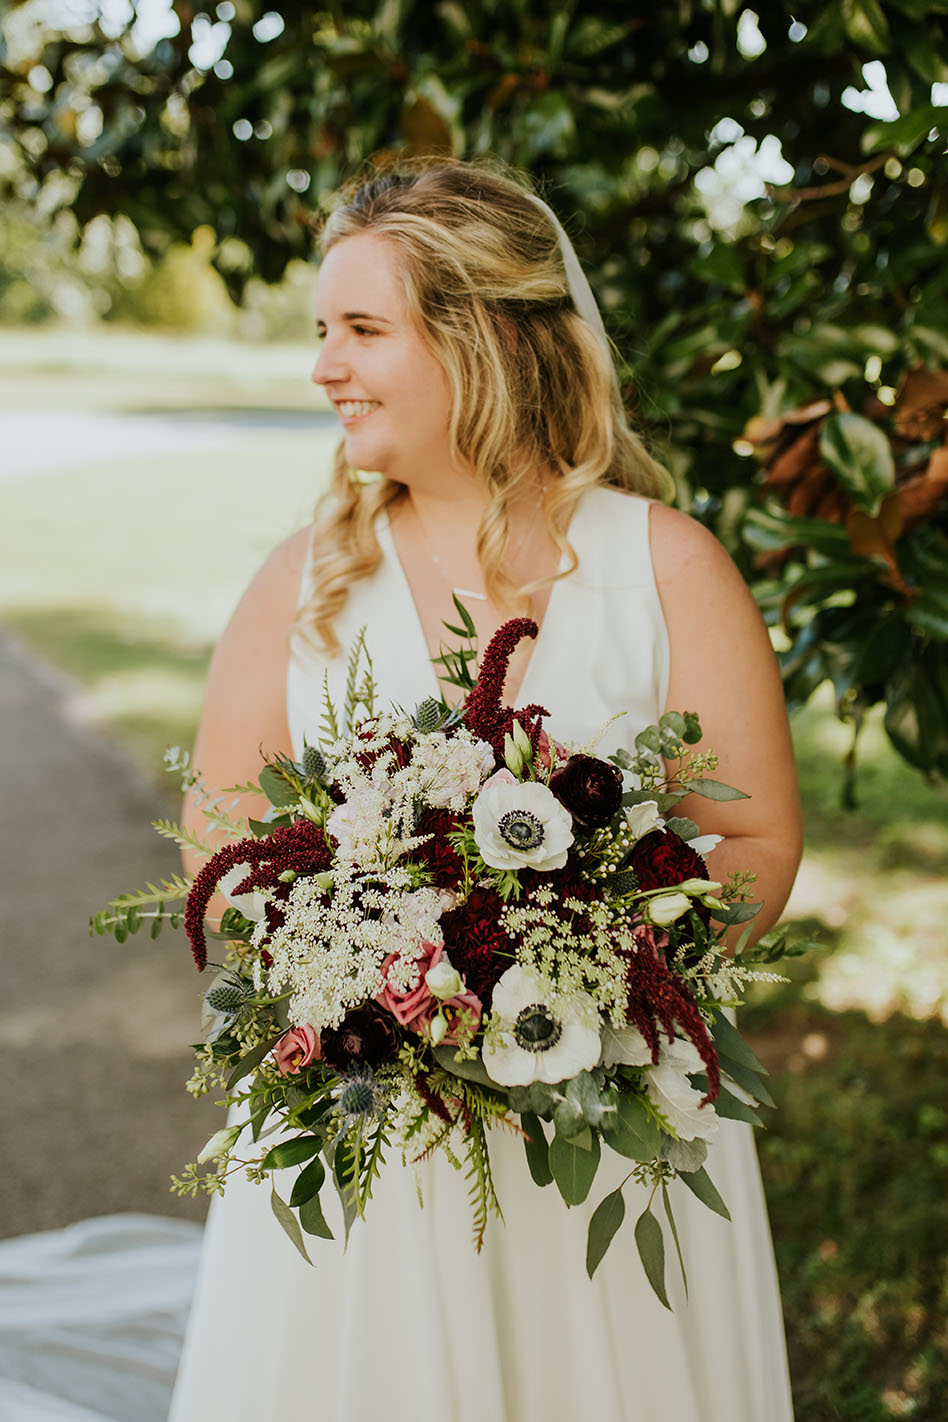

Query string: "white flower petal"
[471, 780, 574, 872]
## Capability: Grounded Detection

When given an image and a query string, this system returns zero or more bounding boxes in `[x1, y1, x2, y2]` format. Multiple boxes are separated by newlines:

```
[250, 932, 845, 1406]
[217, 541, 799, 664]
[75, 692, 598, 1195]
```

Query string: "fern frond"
[343, 626, 377, 732]
[358, 1122, 389, 1212]
[464, 1115, 502, 1252]
[110, 874, 192, 909]
[320, 668, 339, 745]
[152, 818, 214, 857]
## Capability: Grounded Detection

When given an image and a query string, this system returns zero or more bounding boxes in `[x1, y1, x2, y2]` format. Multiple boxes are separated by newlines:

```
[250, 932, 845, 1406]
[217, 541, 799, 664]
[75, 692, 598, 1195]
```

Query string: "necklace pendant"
[452, 586, 488, 602]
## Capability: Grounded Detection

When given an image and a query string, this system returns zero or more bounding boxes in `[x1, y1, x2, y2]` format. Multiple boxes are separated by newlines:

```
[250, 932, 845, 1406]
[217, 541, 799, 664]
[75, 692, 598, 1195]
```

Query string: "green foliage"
[3, 2, 947, 778]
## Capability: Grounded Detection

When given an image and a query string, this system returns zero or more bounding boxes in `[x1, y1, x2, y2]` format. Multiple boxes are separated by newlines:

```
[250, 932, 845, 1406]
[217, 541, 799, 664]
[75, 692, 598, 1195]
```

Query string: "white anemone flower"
[471, 775, 573, 871]
[218, 863, 267, 921]
[602, 1025, 718, 1143]
[483, 965, 601, 1086]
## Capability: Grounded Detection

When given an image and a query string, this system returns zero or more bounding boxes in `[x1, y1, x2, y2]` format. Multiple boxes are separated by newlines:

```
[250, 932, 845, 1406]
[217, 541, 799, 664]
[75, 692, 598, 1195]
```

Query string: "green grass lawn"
[3, 328, 947, 1420]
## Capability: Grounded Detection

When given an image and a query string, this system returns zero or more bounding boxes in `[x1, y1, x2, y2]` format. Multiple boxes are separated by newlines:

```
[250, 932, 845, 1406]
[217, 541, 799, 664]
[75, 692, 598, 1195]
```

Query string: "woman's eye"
[353, 325, 377, 337]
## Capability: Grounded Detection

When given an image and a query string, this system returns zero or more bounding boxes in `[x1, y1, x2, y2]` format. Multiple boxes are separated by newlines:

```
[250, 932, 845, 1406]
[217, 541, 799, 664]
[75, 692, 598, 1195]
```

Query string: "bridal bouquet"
[93, 609, 787, 1304]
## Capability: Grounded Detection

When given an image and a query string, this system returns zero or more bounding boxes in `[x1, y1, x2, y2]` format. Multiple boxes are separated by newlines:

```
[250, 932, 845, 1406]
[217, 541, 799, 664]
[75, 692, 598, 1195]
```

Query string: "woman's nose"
[311, 336, 347, 387]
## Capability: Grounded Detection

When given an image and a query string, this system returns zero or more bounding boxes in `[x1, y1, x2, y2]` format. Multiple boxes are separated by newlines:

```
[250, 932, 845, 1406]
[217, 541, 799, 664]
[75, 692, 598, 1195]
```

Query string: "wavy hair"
[299, 159, 673, 653]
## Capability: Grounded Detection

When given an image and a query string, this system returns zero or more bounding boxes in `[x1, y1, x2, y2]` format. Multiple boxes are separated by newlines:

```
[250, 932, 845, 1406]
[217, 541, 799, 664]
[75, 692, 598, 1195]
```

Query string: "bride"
[170, 160, 801, 1420]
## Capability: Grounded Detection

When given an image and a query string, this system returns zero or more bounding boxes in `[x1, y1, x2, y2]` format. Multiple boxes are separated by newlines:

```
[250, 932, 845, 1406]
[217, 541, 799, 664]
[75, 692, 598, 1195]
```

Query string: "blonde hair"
[301, 159, 673, 653]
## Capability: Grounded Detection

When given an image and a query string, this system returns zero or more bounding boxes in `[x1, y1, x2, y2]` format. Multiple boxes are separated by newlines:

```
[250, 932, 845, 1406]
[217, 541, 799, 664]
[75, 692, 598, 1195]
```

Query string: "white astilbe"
[502, 885, 631, 1026]
[260, 868, 447, 1031]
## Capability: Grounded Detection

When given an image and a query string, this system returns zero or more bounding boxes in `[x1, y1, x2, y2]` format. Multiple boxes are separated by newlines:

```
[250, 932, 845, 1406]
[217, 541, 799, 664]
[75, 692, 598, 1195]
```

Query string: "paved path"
[0, 634, 218, 1237]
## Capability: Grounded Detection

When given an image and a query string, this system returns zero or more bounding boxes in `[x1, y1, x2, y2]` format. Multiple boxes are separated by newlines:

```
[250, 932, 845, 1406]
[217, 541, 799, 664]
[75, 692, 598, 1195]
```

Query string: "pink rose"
[377, 940, 443, 1025]
[378, 942, 481, 1043]
[535, 730, 569, 771]
[409, 988, 482, 1045]
[272, 1025, 321, 1076]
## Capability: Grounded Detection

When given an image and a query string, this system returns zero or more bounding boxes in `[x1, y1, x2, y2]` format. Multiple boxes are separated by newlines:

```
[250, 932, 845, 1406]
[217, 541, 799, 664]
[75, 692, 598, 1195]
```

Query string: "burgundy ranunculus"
[628, 828, 710, 892]
[548, 754, 623, 830]
[320, 1002, 402, 1071]
[440, 886, 512, 1004]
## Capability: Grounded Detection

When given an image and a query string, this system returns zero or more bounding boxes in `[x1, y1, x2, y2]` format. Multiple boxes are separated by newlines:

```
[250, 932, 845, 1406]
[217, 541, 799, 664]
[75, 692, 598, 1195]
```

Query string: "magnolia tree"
[2, 0, 947, 783]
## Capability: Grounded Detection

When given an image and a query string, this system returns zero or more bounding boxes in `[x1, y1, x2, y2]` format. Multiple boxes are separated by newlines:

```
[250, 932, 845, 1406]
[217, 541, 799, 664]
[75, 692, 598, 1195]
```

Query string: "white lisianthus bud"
[511, 720, 533, 761]
[277, 869, 297, 884]
[503, 732, 524, 776]
[678, 878, 722, 894]
[645, 891, 692, 926]
[197, 1123, 242, 1163]
[313, 872, 334, 893]
[425, 960, 464, 1000]
[428, 1012, 449, 1046]
[625, 800, 665, 841]
[296, 797, 322, 824]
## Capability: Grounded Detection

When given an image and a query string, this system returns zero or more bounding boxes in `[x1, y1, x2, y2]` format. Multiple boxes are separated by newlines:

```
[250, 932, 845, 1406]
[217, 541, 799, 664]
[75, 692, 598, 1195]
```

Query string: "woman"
[171, 161, 801, 1421]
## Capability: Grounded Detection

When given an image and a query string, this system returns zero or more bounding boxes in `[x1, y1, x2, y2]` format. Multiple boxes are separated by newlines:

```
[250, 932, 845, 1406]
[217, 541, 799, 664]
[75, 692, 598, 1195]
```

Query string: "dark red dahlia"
[413, 808, 464, 887]
[353, 725, 411, 775]
[441, 886, 513, 1004]
[549, 755, 623, 830]
[320, 1002, 402, 1071]
[629, 828, 710, 892]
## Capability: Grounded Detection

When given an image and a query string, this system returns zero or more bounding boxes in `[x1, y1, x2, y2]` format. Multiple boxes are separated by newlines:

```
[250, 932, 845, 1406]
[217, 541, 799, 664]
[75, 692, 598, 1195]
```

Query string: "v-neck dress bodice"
[171, 486, 794, 1422]
[288, 486, 670, 763]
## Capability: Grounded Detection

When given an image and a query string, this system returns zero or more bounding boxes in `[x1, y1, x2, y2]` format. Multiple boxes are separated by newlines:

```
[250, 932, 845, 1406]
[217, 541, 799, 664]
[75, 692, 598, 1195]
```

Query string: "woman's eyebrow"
[315, 311, 394, 331]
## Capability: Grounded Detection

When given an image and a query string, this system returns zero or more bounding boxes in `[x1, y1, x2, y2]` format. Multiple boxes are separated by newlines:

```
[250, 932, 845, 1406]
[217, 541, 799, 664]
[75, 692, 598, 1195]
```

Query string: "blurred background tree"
[2, 0, 948, 788]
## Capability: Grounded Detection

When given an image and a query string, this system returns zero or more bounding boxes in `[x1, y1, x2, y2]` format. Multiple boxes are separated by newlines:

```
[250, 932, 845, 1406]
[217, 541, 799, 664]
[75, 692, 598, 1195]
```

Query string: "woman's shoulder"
[647, 501, 750, 601]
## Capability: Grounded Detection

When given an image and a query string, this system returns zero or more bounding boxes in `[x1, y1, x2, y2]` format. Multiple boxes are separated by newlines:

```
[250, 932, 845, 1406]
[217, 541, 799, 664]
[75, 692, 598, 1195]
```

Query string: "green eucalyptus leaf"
[289, 1154, 326, 1207]
[270, 1186, 313, 1265]
[227, 1035, 281, 1090]
[602, 1092, 661, 1161]
[258, 765, 298, 808]
[678, 1166, 731, 1220]
[634, 1206, 670, 1309]
[521, 1111, 553, 1187]
[586, 1187, 626, 1278]
[299, 1190, 334, 1240]
[262, 1134, 325, 1172]
[549, 1129, 601, 1206]
[432, 1045, 496, 1088]
[686, 778, 750, 802]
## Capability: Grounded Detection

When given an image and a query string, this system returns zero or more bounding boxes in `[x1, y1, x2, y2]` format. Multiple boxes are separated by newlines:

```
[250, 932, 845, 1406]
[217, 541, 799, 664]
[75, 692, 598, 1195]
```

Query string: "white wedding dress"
[170, 487, 794, 1421]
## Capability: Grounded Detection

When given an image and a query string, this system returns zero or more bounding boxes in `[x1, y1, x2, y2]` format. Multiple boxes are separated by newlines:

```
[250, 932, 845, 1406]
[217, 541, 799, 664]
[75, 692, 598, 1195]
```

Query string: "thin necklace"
[411, 498, 542, 604]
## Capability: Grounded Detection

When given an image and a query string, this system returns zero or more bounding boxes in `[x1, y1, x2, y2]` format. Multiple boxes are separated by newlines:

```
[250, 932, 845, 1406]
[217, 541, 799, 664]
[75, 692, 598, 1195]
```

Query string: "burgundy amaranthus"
[462, 618, 550, 762]
[622, 935, 720, 1105]
[184, 819, 331, 971]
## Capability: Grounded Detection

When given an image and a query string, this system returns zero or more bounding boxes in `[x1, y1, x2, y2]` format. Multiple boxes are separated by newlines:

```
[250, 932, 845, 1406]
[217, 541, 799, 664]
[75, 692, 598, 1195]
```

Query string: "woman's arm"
[181, 527, 312, 889]
[649, 502, 803, 940]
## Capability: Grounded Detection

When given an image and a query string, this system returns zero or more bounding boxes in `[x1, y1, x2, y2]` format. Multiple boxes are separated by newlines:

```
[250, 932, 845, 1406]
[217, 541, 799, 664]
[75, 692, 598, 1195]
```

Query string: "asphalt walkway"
[0, 633, 217, 1237]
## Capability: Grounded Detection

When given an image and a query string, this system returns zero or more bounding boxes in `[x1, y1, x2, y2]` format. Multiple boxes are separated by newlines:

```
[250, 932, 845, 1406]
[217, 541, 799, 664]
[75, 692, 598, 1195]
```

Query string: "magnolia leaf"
[521, 1111, 553, 1187]
[820, 413, 895, 516]
[717, 1056, 775, 1109]
[549, 1129, 601, 1206]
[586, 1187, 626, 1278]
[679, 1165, 731, 1220]
[686, 778, 750, 802]
[270, 1186, 313, 1265]
[262, 1134, 325, 1172]
[634, 1206, 670, 1309]
[299, 1191, 334, 1240]
[710, 1012, 767, 1074]
[602, 1092, 661, 1161]
[289, 1154, 326, 1207]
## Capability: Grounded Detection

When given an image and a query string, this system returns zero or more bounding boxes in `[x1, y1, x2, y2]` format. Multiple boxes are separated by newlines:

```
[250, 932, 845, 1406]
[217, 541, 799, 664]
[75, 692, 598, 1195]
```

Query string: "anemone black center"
[498, 810, 545, 850]
[514, 1004, 562, 1052]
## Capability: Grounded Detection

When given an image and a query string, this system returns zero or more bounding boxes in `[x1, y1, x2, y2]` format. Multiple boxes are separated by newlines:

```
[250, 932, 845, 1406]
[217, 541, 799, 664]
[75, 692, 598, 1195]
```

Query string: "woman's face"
[312, 232, 458, 487]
